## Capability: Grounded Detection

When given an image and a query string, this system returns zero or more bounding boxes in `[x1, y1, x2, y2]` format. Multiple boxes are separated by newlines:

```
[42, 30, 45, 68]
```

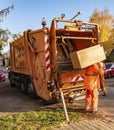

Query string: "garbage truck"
[9, 16, 104, 102]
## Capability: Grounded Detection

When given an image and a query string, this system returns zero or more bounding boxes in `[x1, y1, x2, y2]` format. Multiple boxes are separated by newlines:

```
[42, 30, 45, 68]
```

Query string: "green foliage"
[0, 28, 11, 51]
[100, 24, 111, 42]
[0, 4, 14, 52]
[106, 55, 114, 62]
[0, 109, 84, 130]
[12, 33, 21, 39]
[90, 8, 113, 43]
[102, 41, 114, 56]
[0, 4, 14, 22]
[89, 7, 114, 57]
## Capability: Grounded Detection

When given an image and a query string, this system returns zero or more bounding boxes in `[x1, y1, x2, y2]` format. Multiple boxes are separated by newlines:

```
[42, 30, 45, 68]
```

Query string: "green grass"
[0, 108, 84, 130]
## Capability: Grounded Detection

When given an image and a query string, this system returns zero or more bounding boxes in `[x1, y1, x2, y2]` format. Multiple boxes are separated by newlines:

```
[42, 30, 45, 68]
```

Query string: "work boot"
[85, 105, 91, 112]
[91, 107, 98, 113]
[102, 93, 107, 96]
[102, 91, 107, 96]
[92, 110, 98, 114]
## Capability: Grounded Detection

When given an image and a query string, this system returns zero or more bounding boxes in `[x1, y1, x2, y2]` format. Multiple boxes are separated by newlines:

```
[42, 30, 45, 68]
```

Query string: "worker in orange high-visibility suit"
[84, 63, 100, 113]
[97, 61, 107, 96]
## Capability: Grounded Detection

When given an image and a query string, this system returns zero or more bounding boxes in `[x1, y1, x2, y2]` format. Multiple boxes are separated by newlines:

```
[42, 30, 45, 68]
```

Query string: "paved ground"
[55, 117, 114, 130]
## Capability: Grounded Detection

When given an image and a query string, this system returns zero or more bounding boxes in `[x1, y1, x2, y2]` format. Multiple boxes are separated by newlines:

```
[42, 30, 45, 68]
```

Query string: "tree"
[89, 8, 114, 56]
[0, 4, 14, 22]
[0, 4, 14, 53]
[0, 28, 11, 50]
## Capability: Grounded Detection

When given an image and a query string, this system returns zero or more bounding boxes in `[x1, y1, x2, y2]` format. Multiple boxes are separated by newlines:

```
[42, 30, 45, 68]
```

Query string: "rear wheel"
[9, 72, 15, 87]
[27, 80, 37, 99]
[10, 81, 15, 87]
[20, 82, 27, 94]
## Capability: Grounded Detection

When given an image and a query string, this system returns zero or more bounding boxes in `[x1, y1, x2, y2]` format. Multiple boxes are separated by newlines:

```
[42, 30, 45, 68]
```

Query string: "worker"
[84, 63, 100, 113]
[97, 61, 107, 96]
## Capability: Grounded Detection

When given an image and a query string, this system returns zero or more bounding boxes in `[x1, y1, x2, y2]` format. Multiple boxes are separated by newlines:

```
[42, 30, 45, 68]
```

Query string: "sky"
[0, 0, 114, 52]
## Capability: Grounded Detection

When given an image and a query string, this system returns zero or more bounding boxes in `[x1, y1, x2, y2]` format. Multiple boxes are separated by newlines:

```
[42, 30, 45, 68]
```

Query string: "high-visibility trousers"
[99, 73, 107, 94]
[85, 88, 99, 112]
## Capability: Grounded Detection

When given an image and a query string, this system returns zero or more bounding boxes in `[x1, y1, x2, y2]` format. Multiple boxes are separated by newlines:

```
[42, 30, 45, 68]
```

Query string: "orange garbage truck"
[9, 17, 99, 102]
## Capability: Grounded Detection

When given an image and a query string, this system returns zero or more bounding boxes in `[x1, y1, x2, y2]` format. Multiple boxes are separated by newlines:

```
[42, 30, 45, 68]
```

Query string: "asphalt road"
[0, 79, 44, 113]
[99, 78, 114, 119]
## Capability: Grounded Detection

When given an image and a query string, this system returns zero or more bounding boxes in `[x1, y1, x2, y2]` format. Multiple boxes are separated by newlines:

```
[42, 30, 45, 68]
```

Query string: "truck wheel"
[27, 81, 37, 99]
[20, 82, 26, 94]
[69, 97, 74, 103]
[10, 81, 15, 87]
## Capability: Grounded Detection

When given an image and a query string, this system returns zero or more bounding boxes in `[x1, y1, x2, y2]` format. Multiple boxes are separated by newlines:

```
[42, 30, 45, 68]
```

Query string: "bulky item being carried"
[70, 45, 106, 69]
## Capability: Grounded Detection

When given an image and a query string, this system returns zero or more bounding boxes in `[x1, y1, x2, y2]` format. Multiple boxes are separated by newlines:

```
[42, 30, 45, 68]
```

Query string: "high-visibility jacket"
[84, 64, 100, 90]
[97, 61, 106, 74]
[97, 62, 107, 93]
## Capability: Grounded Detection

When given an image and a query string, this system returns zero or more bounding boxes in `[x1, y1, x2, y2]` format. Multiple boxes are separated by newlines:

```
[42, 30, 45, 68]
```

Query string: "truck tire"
[20, 82, 27, 94]
[27, 80, 37, 99]
[9, 72, 15, 87]
[10, 81, 15, 87]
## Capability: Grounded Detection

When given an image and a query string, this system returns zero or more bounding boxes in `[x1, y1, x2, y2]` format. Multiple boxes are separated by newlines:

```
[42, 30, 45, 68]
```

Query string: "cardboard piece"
[70, 45, 106, 69]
